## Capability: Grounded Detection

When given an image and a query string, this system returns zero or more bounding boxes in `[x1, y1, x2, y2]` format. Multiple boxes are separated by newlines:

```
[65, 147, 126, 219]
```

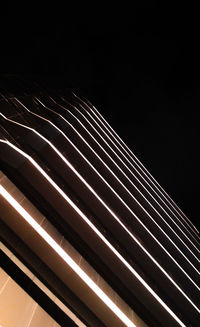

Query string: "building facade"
[0, 81, 199, 326]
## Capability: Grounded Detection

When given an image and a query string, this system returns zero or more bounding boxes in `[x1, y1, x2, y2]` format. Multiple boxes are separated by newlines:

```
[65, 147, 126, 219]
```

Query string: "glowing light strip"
[64, 116, 200, 274]
[68, 110, 200, 261]
[92, 105, 198, 231]
[73, 93, 198, 234]
[76, 106, 200, 252]
[0, 185, 136, 327]
[26, 101, 200, 287]
[4, 111, 199, 309]
[65, 117, 200, 276]
[86, 107, 199, 237]
[74, 99, 200, 243]
[73, 103, 200, 252]
[75, 94, 199, 235]
[15, 101, 200, 286]
[0, 141, 189, 327]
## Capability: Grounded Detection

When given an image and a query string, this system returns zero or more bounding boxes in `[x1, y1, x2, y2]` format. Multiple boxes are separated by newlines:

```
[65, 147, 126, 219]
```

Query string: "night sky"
[0, 6, 199, 230]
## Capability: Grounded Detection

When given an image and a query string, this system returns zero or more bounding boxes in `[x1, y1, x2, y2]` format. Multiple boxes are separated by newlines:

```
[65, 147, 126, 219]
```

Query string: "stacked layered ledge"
[0, 85, 199, 327]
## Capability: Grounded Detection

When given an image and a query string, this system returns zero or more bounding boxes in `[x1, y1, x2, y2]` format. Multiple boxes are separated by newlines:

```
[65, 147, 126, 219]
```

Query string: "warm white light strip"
[12, 103, 200, 288]
[66, 115, 200, 273]
[96, 108, 197, 230]
[4, 111, 199, 309]
[0, 141, 192, 327]
[0, 140, 195, 327]
[13, 101, 197, 269]
[25, 101, 200, 288]
[0, 185, 136, 327]
[74, 99, 200, 241]
[73, 102, 200, 250]
[87, 107, 199, 237]
[67, 109, 200, 261]
[82, 107, 200, 250]
[76, 94, 199, 235]
[72, 95, 199, 237]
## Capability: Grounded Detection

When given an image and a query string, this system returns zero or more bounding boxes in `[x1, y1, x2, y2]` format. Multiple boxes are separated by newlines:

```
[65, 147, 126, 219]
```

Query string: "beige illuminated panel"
[0, 268, 60, 327]
[0, 171, 148, 327]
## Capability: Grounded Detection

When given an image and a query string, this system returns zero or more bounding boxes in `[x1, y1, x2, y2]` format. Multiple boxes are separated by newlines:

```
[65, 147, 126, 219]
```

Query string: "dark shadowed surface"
[0, 6, 199, 230]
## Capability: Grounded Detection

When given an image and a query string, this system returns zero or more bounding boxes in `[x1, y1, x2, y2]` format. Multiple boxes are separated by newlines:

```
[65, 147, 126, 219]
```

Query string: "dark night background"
[0, 6, 199, 231]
